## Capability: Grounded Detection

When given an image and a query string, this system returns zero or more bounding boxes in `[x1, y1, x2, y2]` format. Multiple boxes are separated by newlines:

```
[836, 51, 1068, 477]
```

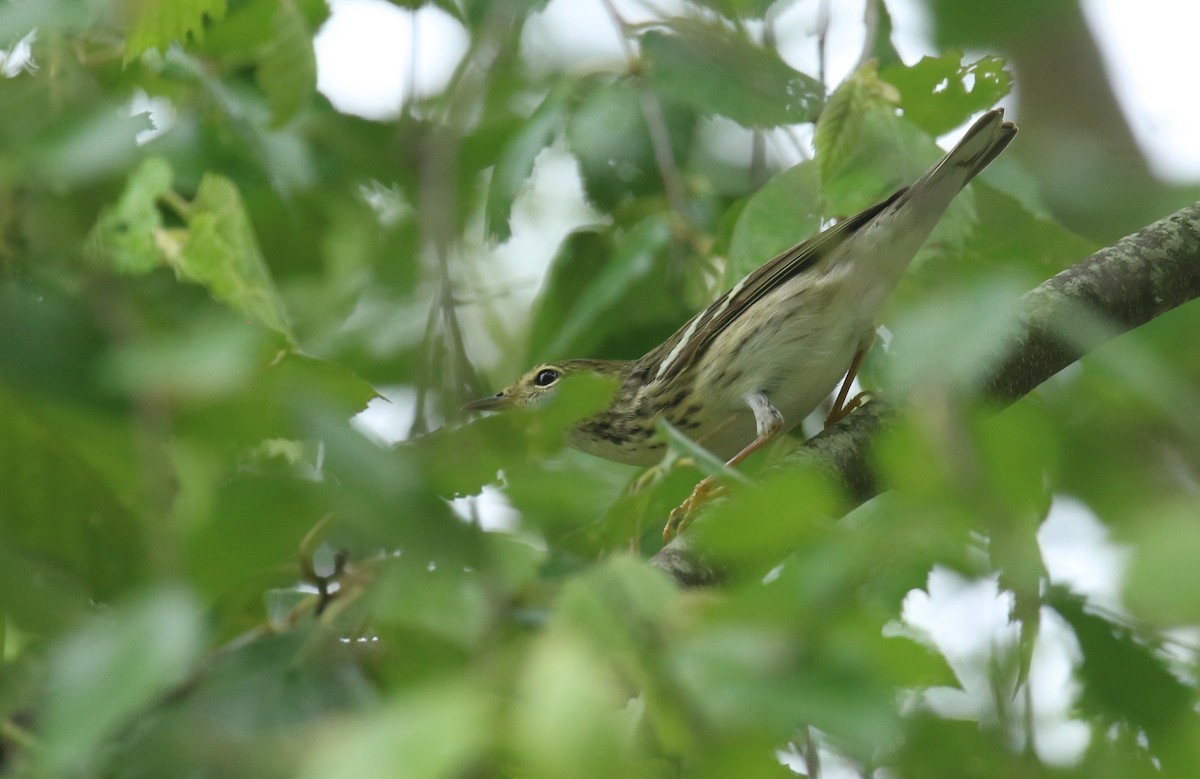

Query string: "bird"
[466, 109, 1017, 540]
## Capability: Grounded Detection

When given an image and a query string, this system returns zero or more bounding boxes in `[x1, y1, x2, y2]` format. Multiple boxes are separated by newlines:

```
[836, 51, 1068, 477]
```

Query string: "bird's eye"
[533, 368, 560, 387]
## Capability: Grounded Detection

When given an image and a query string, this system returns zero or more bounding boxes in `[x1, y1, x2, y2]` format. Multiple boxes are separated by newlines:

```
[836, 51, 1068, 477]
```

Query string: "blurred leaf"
[0, 545, 91, 636]
[165, 348, 377, 454]
[91, 160, 297, 340]
[691, 467, 842, 580]
[864, 0, 902, 69]
[111, 630, 375, 777]
[0, 279, 109, 404]
[526, 228, 614, 362]
[540, 215, 673, 358]
[814, 63, 932, 215]
[673, 616, 900, 756]
[257, 0, 317, 126]
[485, 81, 572, 242]
[658, 417, 748, 485]
[881, 53, 1012, 136]
[26, 102, 153, 186]
[88, 157, 174, 274]
[370, 556, 494, 650]
[928, 0, 1074, 48]
[175, 173, 295, 339]
[884, 275, 1026, 396]
[513, 629, 646, 779]
[102, 310, 270, 401]
[0, 387, 148, 612]
[41, 587, 205, 775]
[122, 0, 228, 61]
[641, 20, 824, 129]
[187, 472, 330, 603]
[0, 0, 93, 38]
[725, 160, 820, 286]
[961, 181, 1097, 279]
[301, 680, 489, 779]
[688, 0, 776, 20]
[1050, 588, 1192, 757]
[200, 0, 276, 56]
[892, 712, 1026, 778]
[552, 555, 678, 665]
[566, 77, 693, 211]
[1123, 501, 1200, 626]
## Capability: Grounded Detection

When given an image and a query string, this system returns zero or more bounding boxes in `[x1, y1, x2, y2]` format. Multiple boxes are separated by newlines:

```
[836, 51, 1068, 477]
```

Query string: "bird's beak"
[463, 393, 511, 413]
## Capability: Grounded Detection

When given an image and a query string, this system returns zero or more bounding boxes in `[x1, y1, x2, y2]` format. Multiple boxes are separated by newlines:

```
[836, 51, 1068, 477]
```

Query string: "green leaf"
[26, 102, 155, 186]
[814, 63, 932, 216]
[188, 472, 332, 602]
[175, 173, 294, 340]
[688, 0, 776, 20]
[725, 160, 820, 287]
[641, 20, 824, 128]
[881, 53, 1013, 136]
[370, 556, 493, 650]
[0, 387, 149, 613]
[485, 82, 572, 242]
[526, 228, 616, 362]
[658, 418, 749, 486]
[566, 77, 693, 211]
[1050, 588, 1192, 758]
[884, 276, 1027, 396]
[301, 681, 489, 779]
[512, 629, 640, 779]
[0, 0, 93, 38]
[863, 0, 903, 69]
[540, 215, 673, 358]
[88, 157, 174, 274]
[41, 587, 205, 775]
[257, 0, 317, 126]
[101, 310, 270, 401]
[927, 0, 1075, 48]
[123, 0, 229, 61]
[961, 181, 1097, 279]
[552, 556, 678, 655]
[1124, 501, 1200, 626]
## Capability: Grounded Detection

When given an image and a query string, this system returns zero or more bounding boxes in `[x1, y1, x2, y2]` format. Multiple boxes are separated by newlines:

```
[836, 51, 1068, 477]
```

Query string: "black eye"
[533, 368, 560, 387]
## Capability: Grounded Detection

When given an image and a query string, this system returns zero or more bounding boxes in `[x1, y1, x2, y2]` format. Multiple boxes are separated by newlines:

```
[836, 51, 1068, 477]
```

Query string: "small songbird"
[467, 109, 1017, 539]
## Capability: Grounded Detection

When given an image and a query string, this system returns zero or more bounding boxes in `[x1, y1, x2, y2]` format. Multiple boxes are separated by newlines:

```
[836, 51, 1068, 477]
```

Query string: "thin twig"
[855, 0, 881, 72]
[599, 0, 693, 281]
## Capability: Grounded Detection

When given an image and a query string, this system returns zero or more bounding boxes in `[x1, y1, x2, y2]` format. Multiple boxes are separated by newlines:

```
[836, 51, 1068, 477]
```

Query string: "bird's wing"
[644, 188, 904, 384]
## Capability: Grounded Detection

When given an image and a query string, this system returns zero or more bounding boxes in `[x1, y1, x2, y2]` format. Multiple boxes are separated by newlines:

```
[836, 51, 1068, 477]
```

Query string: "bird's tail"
[915, 108, 1019, 196]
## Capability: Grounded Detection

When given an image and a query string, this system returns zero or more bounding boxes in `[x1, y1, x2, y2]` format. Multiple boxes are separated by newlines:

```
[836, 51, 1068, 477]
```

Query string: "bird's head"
[463, 359, 631, 413]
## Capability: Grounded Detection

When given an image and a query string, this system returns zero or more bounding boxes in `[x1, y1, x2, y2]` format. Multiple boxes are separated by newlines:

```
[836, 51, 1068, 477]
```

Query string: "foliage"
[1, 0, 1198, 777]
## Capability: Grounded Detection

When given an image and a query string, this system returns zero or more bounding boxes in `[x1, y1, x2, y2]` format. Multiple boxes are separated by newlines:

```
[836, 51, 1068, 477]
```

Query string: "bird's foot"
[823, 391, 874, 428]
[663, 475, 727, 542]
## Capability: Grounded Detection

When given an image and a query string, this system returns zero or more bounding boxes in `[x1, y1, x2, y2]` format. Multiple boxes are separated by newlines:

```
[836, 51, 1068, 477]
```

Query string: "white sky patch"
[129, 90, 176, 145]
[1, 29, 36, 77]
[351, 386, 418, 445]
[1038, 494, 1129, 609]
[1082, 0, 1200, 182]
[448, 484, 522, 532]
[313, 0, 468, 120]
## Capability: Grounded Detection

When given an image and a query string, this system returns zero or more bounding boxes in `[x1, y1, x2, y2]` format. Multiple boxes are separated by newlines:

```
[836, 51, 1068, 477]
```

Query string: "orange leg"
[663, 394, 783, 542]
[824, 348, 869, 428]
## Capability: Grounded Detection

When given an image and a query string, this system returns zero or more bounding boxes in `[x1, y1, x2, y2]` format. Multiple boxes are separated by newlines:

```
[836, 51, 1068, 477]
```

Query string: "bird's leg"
[663, 392, 783, 541]
[824, 347, 871, 428]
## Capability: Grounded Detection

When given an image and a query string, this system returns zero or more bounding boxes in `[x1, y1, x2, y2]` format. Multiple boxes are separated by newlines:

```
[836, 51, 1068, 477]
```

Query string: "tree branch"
[651, 200, 1200, 586]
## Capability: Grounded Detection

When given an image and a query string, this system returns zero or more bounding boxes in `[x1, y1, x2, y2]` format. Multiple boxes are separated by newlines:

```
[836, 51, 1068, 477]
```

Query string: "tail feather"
[917, 108, 1019, 194]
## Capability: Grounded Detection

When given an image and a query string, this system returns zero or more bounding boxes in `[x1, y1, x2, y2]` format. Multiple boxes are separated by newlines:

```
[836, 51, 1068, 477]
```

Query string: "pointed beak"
[463, 393, 512, 413]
